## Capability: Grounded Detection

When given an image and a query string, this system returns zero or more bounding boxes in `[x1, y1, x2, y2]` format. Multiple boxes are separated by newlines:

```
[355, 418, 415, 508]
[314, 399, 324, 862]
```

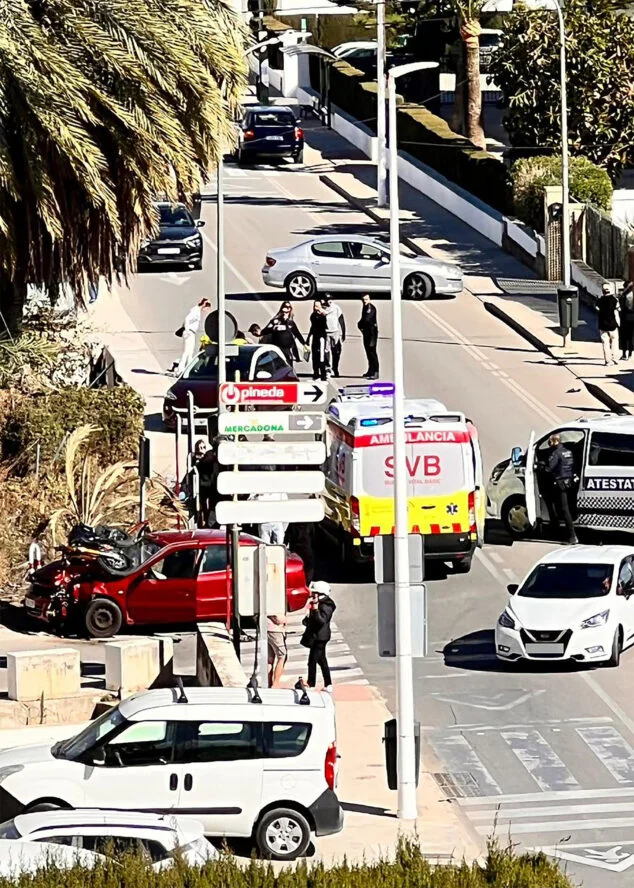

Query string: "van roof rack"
[175, 677, 188, 704]
[294, 678, 311, 705]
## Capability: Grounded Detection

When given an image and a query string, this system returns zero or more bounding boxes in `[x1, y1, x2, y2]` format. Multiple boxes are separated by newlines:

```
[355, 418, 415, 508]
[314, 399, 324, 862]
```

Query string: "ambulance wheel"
[453, 555, 472, 574]
[501, 496, 531, 538]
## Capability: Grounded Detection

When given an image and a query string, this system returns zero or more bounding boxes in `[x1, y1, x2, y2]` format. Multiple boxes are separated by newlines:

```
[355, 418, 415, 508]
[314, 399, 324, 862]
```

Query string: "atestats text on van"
[323, 387, 485, 573]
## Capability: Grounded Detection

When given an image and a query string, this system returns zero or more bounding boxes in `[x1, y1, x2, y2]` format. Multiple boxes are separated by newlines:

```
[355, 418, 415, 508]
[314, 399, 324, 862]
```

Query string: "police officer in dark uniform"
[543, 434, 578, 544]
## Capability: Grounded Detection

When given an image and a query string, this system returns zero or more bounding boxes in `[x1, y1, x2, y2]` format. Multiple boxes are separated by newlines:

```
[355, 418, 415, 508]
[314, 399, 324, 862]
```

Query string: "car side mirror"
[510, 446, 523, 467]
[89, 746, 106, 767]
[196, 219, 205, 228]
[380, 254, 390, 264]
[256, 370, 272, 379]
[507, 583, 518, 595]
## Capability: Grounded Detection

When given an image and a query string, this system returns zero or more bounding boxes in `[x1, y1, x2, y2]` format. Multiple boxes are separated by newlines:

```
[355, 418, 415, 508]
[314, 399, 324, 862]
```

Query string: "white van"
[0, 687, 342, 861]
[487, 416, 634, 537]
[324, 385, 486, 571]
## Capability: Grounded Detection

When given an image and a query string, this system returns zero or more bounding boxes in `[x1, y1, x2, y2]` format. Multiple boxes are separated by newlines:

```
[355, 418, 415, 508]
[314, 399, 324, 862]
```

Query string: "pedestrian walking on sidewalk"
[620, 283, 634, 360]
[357, 294, 379, 379]
[262, 302, 306, 367]
[307, 300, 328, 381]
[170, 298, 211, 375]
[267, 614, 287, 688]
[323, 296, 346, 377]
[301, 581, 336, 692]
[597, 283, 620, 366]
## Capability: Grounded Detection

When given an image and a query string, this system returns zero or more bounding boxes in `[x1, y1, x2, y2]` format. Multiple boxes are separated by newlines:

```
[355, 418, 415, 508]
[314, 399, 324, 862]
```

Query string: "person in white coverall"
[170, 298, 210, 375]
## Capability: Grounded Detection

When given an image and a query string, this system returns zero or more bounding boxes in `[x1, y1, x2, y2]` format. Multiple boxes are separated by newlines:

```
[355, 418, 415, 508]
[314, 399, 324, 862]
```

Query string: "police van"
[487, 416, 634, 537]
[323, 385, 486, 572]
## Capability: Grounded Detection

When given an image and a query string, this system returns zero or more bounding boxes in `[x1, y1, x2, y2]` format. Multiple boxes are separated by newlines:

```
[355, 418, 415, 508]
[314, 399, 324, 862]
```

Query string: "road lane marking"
[477, 816, 634, 835]
[577, 725, 634, 784]
[412, 301, 561, 425]
[427, 717, 613, 734]
[472, 801, 634, 821]
[501, 729, 580, 791]
[429, 734, 502, 795]
[458, 785, 634, 806]
[580, 671, 634, 742]
[202, 231, 275, 320]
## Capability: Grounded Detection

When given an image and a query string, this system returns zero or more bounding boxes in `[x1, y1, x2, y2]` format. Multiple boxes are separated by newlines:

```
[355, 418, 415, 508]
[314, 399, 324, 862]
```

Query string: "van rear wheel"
[256, 807, 311, 860]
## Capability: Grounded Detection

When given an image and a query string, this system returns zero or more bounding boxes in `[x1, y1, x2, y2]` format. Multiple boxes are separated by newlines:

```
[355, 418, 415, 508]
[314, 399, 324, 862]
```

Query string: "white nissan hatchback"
[0, 687, 342, 861]
[495, 545, 634, 667]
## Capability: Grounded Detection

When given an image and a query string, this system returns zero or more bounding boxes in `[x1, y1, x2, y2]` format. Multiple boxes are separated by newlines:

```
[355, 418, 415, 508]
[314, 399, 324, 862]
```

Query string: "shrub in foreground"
[0, 385, 144, 471]
[512, 154, 613, 232]
[0, 840, 577, 888]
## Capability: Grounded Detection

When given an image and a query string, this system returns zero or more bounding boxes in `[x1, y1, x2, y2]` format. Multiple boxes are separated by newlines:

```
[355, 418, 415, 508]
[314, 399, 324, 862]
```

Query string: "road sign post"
[219, 411, 325, 436]
[377, 584, 427, 658]
[257, 544, 269, 690]
[219, 381, 328, 407]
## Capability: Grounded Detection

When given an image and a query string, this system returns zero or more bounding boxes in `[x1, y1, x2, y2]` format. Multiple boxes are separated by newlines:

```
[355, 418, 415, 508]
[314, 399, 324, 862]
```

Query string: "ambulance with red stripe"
[323, 386, 485, 572]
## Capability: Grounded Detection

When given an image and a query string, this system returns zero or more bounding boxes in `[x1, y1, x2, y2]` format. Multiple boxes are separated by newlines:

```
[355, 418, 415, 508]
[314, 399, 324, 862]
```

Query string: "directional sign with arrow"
[219, 411, 325, 436]
[218, 381, 328, 407]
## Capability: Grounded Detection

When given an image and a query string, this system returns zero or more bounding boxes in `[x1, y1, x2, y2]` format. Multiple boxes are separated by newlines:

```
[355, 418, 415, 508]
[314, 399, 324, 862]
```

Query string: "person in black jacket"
[301, 581, 336, 691]
[358, 294, 379, 379]
[306, 300, 328, 381]
[262, 302, 306, 366]
[620, 283, 634, 360]
[541, 434, 578, 545]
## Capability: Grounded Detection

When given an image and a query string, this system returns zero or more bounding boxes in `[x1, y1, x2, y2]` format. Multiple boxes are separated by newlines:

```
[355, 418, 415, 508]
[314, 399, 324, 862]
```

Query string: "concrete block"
[105, 639, 161, 698]
[7, 648, 81, 701]
[196, 628, 247, 688]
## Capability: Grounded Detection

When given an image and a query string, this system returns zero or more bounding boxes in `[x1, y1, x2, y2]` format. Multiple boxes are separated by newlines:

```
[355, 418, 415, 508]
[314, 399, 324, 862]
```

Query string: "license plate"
[265, 135, 284, 141]
[525, 643, 564, 655]
[24, 599, 36, 609]
[158, 247, 180, 255]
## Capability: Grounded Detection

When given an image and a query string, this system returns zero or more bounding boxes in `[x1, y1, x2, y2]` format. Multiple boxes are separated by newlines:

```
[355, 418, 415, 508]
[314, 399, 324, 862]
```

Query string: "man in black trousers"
[358, 294, 379, 379]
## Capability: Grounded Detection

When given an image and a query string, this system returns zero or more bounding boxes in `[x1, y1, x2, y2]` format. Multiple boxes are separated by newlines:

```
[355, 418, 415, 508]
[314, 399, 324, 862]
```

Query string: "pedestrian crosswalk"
[428, 718, 634, 846]
[279, 611, 368, 687]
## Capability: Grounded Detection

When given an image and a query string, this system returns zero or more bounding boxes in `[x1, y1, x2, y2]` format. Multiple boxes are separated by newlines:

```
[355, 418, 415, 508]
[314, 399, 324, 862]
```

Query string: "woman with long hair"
[261, 301, 306, 367]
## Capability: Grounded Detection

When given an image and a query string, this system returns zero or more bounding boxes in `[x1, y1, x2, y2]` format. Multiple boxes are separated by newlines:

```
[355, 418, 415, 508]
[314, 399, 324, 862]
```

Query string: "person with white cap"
[300, 581, 336, 692]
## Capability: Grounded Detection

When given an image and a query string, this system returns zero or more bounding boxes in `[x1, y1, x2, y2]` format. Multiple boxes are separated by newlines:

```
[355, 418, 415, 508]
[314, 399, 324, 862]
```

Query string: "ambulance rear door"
[467, 419, 485, 546]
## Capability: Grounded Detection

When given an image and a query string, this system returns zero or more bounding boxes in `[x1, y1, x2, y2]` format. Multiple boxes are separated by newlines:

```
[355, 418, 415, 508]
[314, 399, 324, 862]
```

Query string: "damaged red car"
[24, 529, 310, 638]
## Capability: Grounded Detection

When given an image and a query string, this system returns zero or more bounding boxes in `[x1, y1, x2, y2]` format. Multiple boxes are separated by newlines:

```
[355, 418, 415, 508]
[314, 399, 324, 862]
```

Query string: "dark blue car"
[237, 105, 304, 165]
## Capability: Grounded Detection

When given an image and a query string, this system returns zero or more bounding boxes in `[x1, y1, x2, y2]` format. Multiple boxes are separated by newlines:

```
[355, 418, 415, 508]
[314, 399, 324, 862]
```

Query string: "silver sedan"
[261, 235, 463, 300]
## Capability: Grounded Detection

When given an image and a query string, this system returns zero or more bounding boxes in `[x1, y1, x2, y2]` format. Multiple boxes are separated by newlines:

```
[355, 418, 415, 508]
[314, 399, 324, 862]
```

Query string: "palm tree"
[0, 0, 248, 334]
[454, 0, 486, 148]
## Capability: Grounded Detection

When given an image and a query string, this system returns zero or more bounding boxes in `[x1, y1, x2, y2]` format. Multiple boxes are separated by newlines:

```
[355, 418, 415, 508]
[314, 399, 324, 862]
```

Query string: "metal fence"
[585, 204, 634, 281]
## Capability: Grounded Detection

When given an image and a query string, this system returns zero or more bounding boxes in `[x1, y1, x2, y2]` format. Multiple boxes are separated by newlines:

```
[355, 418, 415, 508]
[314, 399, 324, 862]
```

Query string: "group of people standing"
[252, 294, 380, 381]
[597, 282, 634, 365]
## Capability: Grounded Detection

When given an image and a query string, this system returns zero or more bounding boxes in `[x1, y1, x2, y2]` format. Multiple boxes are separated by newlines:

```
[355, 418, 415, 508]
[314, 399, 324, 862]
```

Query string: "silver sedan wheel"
[507, 503, 529, 534]
[404, 272, 433, 300]
[286, 273, 315, 300]
[264, 816, 304, 856]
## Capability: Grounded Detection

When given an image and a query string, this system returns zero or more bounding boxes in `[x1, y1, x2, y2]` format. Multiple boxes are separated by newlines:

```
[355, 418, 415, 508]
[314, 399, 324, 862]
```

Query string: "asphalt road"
[116, 134, 634, 885]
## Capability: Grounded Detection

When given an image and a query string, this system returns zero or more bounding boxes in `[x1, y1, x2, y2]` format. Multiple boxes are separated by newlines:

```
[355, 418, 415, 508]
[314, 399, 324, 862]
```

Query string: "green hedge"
[512, 154, 613, 232]
[0, 840, 577, 888]
[0, 385, 144, 470]
[318, 61, 511, 214]
[396, 105, 511, 213]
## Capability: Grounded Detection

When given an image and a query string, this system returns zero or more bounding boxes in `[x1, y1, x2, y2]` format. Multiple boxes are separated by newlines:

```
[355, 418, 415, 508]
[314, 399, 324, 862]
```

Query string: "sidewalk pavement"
[89, 288, 182, 478]
[317, 153, 634, 416]
[318, 683, 481, 866]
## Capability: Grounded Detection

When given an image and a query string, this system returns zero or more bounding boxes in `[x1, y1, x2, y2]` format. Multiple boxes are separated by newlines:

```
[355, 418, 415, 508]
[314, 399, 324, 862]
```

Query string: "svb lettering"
[385, 454, 441, 478]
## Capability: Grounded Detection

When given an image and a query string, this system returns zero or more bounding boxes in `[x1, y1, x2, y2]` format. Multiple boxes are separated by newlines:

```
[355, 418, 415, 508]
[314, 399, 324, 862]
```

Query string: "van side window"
[588, 433, 634, 468]
[263, 723, 312, 758]
[175, 722, 261, 763]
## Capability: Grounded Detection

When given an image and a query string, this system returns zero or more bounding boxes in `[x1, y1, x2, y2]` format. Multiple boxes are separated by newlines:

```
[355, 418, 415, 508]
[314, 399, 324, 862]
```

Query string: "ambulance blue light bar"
[339, 382, 395, 398]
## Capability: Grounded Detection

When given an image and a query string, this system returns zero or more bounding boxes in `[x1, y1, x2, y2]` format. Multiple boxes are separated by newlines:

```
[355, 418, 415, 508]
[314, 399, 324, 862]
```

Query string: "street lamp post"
[376, 0, 387, 207]
[388, 60, 438, 823]
[554, 0, 571, 288]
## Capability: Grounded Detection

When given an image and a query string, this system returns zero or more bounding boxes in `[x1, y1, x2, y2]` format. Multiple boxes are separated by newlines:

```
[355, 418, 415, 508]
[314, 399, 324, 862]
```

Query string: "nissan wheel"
[403, 272, 434, 300]
[285, 272, 316, 300]
[255, 807, 311, 861]
[501, 497, 531, 538]
[84, 598, 123, 639]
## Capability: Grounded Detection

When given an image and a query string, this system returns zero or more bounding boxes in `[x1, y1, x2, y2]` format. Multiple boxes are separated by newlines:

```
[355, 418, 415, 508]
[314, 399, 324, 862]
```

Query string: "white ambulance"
[323, 385, 485, 572]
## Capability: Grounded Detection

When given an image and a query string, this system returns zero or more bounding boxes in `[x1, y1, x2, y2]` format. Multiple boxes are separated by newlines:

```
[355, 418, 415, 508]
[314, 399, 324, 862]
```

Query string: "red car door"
[126, 546, 199, 625]
[195, 543, 231, 620]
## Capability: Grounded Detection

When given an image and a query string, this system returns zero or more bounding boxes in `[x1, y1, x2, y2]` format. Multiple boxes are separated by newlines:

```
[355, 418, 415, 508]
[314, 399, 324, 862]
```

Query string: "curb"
[320, 174, 632, 417]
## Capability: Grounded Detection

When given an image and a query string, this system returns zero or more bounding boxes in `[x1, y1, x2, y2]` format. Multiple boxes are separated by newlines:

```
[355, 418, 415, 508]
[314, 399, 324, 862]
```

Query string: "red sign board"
[219, 381, 327, 407]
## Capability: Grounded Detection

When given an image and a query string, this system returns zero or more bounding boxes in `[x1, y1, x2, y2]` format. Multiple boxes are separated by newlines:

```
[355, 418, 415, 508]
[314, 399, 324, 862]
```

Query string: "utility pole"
[217, 158, 226, 388]
[376, 0, 387, 208]
[555, 0, 571, 288]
